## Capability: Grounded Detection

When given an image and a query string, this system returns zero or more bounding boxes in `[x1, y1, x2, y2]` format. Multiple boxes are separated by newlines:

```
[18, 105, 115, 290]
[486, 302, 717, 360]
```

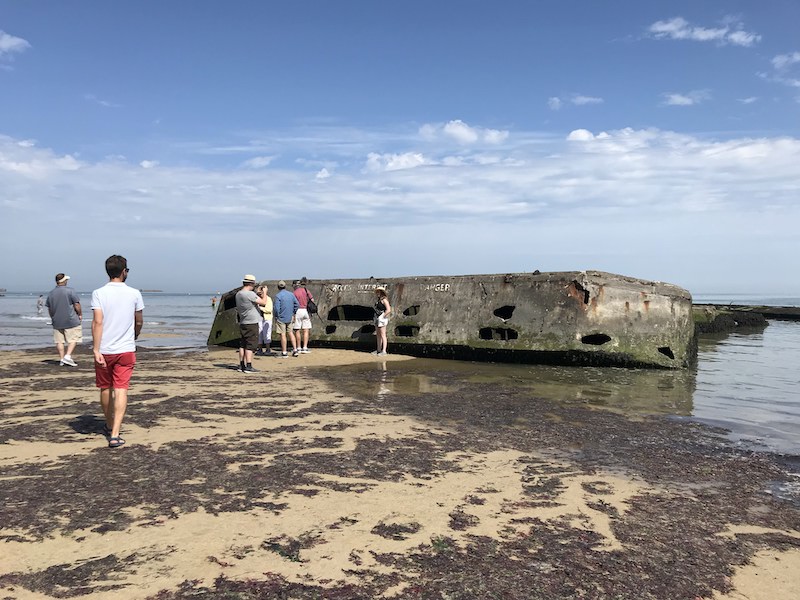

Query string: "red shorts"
[94, 352, 136, 389]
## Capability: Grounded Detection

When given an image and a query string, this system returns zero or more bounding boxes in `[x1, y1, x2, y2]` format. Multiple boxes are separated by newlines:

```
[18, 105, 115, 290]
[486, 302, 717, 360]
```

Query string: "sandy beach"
[0, 346, 798, 599]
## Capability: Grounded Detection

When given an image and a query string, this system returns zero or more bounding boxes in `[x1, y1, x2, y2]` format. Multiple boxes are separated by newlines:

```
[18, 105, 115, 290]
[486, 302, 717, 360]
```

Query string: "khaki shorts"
[275, 320, 291, 335]
[54, 325, 83, 345]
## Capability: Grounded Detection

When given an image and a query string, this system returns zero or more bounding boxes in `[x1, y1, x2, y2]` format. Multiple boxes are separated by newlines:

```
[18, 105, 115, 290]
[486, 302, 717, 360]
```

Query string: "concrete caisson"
[208, 271, 695, 369]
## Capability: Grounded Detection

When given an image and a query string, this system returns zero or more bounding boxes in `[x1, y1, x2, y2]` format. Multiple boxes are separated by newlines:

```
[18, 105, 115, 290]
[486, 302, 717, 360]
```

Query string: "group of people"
[45, 255, 144, 449]
[234, 276, 316, 373]
[234, 275, 392, 372]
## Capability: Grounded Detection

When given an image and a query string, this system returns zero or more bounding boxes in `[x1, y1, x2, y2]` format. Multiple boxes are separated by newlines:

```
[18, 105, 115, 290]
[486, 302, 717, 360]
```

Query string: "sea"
[1, 290, 798, 456]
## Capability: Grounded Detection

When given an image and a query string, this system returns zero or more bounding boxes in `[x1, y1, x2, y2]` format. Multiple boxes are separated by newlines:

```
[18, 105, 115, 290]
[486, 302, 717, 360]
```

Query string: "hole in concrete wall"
[325, 325, 337, 334]
[395, 325, 420, 337]
[493, 305, 515, 320]
[223, 295, 237, 311]
[479, 327, 519, 341]
[327, 305, 374, 321]
[360, 324, 376, 334]
[657, 346, 675, 359]
[572, 280, 590, 304]
[581, 334, 611, 345]
[403, 305, 420, 316]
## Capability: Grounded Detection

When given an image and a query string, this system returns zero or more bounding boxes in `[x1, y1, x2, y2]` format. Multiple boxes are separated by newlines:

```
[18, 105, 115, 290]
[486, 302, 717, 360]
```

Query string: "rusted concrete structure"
[208, 271, 695, 368]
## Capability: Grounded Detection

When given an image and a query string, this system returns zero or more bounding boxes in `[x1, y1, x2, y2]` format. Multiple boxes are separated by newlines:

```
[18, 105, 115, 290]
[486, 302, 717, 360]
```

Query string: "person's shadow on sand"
[69, 415, 107, 436]
[213, 363, 255, 371]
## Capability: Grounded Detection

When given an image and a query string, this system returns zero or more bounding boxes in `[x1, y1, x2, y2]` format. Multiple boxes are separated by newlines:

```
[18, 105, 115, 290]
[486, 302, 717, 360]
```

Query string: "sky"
[1, 0, 799, 295]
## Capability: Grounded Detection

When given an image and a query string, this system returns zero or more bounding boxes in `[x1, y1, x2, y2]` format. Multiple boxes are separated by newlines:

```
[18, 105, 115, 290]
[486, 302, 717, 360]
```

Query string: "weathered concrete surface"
[693, 306, 769, 335]
[695, 304, 800, 323]
[208, 271, 695, 368]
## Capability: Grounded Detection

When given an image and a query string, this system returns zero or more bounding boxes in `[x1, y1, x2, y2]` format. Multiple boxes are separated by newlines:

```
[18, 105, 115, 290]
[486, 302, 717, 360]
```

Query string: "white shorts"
[292, 308, 312, 330]
[258, 319, 272, 344]
[376, 315, 389, 328]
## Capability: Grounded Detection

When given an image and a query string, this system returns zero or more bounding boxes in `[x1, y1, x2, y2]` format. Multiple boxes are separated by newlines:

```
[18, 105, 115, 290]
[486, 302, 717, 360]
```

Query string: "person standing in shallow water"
[91, 255, 144, 449]
[373, 286, 391, 356]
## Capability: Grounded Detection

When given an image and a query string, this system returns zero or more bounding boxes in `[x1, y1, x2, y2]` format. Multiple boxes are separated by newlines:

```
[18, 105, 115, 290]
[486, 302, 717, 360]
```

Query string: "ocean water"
[1, 291, 798, 456]
[0, 292, 217, 351]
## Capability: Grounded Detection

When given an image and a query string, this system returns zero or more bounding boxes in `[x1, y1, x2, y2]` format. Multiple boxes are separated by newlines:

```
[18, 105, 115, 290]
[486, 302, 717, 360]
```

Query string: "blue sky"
[2, 1, 799, 294]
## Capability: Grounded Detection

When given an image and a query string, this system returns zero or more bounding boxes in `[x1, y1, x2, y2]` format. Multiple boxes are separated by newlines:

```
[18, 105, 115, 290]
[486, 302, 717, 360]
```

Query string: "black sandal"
[108, 436, 126, 448]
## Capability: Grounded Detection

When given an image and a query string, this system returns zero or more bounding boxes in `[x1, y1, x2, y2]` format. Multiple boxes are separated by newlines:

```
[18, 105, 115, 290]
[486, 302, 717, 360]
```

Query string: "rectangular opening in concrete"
[327, 305, 374, 321]
[403, 305, 421, 316]
[479, 327, 519, 341]
[395, 325, 420, 337]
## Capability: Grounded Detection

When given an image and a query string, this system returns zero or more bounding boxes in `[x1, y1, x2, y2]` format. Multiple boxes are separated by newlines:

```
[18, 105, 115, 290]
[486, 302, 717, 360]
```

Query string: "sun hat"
[242, 274, 257, 284]
[277, 280, 286, 288]
[56, 274, 70, 284]
[375, 285, 386, 292]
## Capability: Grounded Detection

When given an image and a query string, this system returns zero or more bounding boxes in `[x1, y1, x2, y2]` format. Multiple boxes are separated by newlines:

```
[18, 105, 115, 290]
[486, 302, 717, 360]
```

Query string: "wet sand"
[0, 346, 798, 599]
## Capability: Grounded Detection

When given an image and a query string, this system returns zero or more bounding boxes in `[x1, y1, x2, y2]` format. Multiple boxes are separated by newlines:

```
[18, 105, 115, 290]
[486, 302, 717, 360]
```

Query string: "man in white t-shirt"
[91, 255, 144, 449]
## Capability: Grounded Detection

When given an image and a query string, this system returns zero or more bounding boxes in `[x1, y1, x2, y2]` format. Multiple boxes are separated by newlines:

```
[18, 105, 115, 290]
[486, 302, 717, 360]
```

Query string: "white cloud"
[571, 95, 604, 106]
[737, 97, 758, 104]
[420, 120, 509, 145]
[484, 129, 509, 144]
[662, 90, 711, 106]
[647, 16, 760, 47]
[0, 137, 82, 178]
[139, 160, 159, 169]
[3, 126, 800, 293]
[365, 151, 426, 172]
[549, 95, 603, 109]
[443, 120, 479, 144]
[772, 52, 800, 71]
[759, 53, 800, 90]
[84, 94, 122, 108]
[241, 156, 275, 169]
[567, 129, 595, 141]
[0, 30, 31, 61]
[727, 30, 760, 47]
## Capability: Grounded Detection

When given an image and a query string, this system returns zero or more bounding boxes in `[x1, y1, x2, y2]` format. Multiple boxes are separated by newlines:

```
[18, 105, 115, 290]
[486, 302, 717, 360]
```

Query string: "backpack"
[305, 288, 318, 315]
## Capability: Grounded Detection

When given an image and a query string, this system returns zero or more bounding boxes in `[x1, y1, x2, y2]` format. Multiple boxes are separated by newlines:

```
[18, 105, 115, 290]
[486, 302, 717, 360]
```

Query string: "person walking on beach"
[274, 280, 299, 357]
[37, 294, 45, 314]
[236, 275, 268, 373]
[256, 284, 274, 356]
[292, 277, 314, 353]
[373, 286, 391, 356]
[91, 255, 144, 448]
[46, 273, 83, 366]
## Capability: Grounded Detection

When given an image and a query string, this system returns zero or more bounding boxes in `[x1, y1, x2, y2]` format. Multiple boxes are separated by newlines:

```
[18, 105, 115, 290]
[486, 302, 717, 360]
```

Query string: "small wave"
[20, 315, 51, 322]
